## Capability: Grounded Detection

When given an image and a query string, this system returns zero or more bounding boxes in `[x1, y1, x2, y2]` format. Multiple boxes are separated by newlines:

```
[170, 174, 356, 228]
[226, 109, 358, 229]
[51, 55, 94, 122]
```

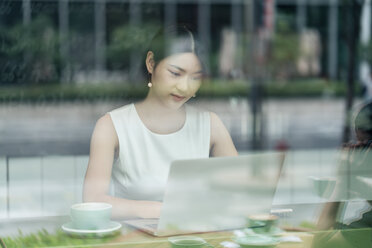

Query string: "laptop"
[124, 152, 285, 236]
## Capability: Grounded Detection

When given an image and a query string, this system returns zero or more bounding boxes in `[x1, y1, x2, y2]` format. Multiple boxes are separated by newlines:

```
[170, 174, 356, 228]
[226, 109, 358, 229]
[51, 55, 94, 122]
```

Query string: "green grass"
[0, 84, 147, 103]
[264, 78, 353, 98]
[0, 78, 362, 103]
[2, 229, 117, 248]
[298, 220, 318, 231]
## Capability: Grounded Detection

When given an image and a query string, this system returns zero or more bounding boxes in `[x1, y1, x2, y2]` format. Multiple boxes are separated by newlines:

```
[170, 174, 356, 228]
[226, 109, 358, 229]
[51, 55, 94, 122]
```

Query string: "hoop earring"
[148, 82, 152, 88]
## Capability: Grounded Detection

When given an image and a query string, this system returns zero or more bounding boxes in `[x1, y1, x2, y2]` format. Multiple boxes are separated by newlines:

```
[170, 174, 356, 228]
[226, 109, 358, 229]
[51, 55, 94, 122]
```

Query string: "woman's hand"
[138, 201, 163, 219]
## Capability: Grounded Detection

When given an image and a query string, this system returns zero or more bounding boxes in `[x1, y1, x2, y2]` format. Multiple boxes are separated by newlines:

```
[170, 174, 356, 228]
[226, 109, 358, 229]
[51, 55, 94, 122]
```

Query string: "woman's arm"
[317, 201, 341, 230]
[83, 114, 162, 219]
[209, 112, 238, 157]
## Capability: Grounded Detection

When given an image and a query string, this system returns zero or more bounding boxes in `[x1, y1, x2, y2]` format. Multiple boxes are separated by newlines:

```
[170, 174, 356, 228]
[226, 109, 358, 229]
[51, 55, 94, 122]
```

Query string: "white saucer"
[244, 226, 284, 236]
[62, 221, 122, 236]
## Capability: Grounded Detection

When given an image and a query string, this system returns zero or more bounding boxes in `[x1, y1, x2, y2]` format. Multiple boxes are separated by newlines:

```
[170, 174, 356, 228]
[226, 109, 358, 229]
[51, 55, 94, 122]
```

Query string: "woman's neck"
[135, 94, 185, 119]
[134, 94, 187, 134]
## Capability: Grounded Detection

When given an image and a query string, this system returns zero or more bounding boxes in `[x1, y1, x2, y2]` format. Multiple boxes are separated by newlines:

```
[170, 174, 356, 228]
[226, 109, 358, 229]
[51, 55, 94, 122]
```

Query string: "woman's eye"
[169, 70, 180, 77]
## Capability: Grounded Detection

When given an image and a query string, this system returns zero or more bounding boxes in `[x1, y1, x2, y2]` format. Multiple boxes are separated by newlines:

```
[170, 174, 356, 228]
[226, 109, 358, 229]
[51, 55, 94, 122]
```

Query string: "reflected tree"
[0, 16, 61, 85]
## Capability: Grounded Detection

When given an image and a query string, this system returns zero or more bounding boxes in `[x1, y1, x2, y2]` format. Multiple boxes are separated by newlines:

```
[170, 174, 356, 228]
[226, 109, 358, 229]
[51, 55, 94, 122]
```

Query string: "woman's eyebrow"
[168, 64, 203, 74]
[168, 64, 185, 72]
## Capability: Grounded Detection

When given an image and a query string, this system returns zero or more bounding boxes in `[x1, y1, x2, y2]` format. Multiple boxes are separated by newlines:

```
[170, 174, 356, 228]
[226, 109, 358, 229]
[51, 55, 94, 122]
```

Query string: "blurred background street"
[0, 98, 351, 156]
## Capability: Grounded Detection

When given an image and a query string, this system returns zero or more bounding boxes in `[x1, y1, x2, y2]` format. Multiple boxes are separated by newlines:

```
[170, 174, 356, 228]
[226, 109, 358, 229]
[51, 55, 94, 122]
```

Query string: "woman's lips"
[171, 94, 186, 102]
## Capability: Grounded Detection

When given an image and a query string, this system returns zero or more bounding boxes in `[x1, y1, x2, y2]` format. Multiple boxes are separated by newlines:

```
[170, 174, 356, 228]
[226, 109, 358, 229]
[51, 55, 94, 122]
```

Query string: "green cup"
[309, 176, 337, 199]
[168, 236, 214, 248]
[246, 214, 279, 234]
[70, 202, 112, 230]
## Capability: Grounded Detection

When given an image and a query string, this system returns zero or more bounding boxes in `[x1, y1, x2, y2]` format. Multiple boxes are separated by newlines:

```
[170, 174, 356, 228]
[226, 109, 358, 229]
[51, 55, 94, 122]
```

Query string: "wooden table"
[1, 216, 371, 248]
[100, 226, 313, 248]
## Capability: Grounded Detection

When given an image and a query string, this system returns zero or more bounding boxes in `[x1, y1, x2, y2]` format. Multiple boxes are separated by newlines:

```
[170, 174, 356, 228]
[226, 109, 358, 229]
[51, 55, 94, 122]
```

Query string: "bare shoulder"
[209, 111, 238, 157]
[210, 111, 224, 129]
[209, 111, 227, 141]
[96, 113, 114, 128]
[95, 114, 115, 134]
[92, 113, 118, 148]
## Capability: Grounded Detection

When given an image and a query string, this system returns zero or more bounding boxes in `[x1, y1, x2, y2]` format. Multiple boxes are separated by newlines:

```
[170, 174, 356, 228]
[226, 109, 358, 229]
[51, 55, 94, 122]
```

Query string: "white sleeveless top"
[108, 103, 210, 201]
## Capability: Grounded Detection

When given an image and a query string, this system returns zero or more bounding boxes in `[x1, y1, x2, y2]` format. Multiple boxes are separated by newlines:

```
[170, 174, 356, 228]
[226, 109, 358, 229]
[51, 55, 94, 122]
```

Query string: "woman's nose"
[176, 76, 189, 93]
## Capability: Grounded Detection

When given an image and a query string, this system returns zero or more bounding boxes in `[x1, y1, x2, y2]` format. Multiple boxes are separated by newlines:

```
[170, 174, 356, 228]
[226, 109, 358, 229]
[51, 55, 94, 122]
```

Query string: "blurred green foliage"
[299, 220, 317, 231]
[2, 229, 116, 248]
[312, 228, 372, 248]
[269, 18, 299, 80]
[0, 79, 361, 103]
[359, 41, 372, 65]
[107, 23, 161, 70]
[0, 16, 61, 85]
[270, 34, 299, 80]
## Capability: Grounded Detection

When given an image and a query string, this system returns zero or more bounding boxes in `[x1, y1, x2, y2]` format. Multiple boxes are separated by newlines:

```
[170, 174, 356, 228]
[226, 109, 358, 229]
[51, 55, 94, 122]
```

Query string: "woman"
[317, 100, 372, 230]
[83, 25, 238, 219]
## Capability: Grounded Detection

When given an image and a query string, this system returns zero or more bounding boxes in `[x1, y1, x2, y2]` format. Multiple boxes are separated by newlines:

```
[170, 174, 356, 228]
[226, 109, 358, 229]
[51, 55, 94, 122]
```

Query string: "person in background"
[83, 25, 238, 219]
[318, 100, 372, 230]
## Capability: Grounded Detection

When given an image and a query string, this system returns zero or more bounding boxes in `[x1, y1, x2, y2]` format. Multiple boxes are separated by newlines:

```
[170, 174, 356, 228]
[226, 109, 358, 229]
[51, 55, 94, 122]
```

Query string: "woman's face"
[147, 52, 203, 109]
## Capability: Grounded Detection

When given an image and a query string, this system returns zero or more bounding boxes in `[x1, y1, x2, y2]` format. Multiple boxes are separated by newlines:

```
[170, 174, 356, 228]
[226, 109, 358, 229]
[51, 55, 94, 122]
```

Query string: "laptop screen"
[156, 152, 284, 235]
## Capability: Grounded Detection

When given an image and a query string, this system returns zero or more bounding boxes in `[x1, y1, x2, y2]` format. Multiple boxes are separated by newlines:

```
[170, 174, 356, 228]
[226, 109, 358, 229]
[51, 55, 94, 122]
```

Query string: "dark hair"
[145, 24, 205, 75]
[353, 100, 372, 141]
